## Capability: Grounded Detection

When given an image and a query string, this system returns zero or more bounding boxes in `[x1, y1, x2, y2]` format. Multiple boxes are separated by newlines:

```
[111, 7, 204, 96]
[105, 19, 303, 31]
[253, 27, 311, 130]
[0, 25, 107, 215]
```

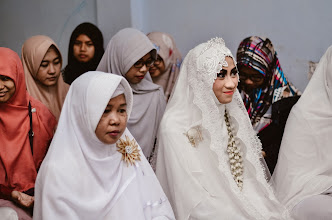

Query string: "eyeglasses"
[153, 56, 163, 65]
[133, 58, 154, 69]
[239, 72, 264, 83]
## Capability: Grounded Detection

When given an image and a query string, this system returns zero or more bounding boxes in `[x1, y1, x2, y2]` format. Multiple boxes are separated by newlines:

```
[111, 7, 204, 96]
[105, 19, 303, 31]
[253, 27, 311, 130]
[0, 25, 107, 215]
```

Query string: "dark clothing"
[258, 96, 300, 174]
[63, 22, 104, 84]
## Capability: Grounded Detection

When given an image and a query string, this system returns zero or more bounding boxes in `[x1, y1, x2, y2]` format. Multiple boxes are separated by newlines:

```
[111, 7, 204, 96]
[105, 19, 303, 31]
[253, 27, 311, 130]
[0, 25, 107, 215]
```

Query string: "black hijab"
[63, 22, 104, 84]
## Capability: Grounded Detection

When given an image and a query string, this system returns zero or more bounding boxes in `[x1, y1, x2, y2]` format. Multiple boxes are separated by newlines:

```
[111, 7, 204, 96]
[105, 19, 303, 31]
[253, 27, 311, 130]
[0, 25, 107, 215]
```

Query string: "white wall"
[131, 0, 332, 92]
[96, 0, 131, 49]
[1, 0, 332, 91]
[0, 0, 97, 66]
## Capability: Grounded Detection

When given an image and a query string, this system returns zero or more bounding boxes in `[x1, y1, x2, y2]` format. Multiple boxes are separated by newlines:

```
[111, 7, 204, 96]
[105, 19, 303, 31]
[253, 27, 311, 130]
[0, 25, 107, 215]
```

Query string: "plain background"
[1, 0, 332, 92]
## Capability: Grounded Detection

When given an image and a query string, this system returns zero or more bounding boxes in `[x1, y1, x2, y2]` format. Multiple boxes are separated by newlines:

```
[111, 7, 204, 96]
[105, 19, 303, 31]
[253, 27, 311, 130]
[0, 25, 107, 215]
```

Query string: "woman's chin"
[150, 70, 161, 78]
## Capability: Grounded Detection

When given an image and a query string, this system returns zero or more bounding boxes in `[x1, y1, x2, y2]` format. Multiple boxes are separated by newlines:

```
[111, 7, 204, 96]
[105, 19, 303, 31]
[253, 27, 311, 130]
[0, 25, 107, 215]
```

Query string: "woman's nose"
[49, 64, 56, 74]
[109, 113, 120, 125]
[225, 76, 236, 88]
[81, 44, 87, 51]
[140, 64, 148, 72]
[245, 78, 254, 85]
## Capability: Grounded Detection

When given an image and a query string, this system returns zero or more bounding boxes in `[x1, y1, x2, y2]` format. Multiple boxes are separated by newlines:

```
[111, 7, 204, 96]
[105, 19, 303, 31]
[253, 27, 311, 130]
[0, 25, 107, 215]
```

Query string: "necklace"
[224, 109, 244, 190]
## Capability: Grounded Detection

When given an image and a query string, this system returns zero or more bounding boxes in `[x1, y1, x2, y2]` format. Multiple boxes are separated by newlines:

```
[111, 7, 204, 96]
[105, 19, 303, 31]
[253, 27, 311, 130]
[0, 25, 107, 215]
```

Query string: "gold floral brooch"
[117, 135, 141, 166]
[184, 126, 203, 147]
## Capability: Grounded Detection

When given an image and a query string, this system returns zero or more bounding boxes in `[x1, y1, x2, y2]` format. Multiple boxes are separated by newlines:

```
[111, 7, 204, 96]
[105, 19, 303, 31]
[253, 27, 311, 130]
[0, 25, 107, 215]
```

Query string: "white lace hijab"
[156, 38, 291, 220]
[34, 71, 175, 220]
[272, 46, 332, 211]
[97, 28, 166, 158]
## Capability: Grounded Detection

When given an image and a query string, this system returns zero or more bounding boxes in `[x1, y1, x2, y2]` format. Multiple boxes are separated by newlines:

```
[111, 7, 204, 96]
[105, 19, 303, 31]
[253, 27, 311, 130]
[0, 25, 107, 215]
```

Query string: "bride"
[155, 38, 291, 219]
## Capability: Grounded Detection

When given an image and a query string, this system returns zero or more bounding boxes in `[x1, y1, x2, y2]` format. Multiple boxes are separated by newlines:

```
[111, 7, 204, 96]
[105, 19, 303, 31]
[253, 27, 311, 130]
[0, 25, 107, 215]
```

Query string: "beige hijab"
[147, 32, 182, 100]
[22, 35, 69, 121]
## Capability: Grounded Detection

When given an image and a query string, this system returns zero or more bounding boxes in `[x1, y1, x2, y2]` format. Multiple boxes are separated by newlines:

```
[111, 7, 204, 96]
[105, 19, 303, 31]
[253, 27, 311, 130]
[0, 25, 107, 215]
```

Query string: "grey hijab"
[97, 28, 166, 158]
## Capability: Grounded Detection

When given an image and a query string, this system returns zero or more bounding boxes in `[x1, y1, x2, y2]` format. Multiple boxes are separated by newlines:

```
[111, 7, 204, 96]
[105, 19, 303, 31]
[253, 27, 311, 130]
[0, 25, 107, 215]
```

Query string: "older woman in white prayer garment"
[33, 71, 175, 220]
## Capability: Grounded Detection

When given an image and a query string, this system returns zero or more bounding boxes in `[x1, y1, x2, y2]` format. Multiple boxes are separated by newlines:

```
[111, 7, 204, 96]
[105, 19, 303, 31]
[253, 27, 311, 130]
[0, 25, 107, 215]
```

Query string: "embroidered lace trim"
[187, 38, 284, 219]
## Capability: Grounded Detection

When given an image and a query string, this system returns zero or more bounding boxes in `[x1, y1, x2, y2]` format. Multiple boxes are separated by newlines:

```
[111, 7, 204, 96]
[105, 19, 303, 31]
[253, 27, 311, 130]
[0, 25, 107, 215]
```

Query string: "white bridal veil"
[156, 38, 291, 220]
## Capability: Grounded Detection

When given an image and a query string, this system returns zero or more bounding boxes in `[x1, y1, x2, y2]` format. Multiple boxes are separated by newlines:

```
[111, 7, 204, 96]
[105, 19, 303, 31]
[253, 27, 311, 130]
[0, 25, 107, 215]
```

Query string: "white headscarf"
[272, 46, 332, 211]
[156, 38, 291, 220]
[33, 71, 175, 220]
[97, 28, 166, 158]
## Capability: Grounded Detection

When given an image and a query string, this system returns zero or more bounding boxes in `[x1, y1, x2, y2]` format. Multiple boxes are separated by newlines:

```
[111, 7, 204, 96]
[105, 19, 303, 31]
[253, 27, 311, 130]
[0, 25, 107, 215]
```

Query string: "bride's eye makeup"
[217, 67, 239, 79]
[231, 67, 239, 76]
[217, 69, 227, 79]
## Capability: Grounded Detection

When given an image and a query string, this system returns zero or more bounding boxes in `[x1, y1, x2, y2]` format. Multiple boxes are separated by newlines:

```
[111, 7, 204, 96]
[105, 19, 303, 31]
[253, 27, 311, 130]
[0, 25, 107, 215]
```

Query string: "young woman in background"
[62, 22, 104, 84]
[236, 36, 301, 173]
[147, 31, 182, 100]
[22, 35, 69, 121]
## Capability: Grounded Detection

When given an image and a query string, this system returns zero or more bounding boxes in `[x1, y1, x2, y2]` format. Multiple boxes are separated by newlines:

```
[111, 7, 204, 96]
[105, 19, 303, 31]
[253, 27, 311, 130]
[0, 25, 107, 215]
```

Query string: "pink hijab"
[147, 32, 182, 100]
[21, 35, 69, 121]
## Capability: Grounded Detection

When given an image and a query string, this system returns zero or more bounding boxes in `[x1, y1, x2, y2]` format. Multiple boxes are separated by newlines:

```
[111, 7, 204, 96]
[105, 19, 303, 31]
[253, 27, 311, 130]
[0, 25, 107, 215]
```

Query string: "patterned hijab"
[237, 36, 301, 127]
[147, 32, 182, 100]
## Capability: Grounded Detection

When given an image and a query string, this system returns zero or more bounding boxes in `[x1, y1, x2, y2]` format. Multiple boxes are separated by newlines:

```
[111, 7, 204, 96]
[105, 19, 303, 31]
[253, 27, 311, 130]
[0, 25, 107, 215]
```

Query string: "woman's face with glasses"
[238, 66, 265, 93]
[125, 52, 154, 84]
[149, 55, 165, 78]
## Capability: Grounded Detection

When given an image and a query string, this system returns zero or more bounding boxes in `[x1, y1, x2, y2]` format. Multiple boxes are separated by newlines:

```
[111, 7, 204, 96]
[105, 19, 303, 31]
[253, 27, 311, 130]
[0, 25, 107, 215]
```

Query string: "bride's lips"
[224, 91, 234, 95]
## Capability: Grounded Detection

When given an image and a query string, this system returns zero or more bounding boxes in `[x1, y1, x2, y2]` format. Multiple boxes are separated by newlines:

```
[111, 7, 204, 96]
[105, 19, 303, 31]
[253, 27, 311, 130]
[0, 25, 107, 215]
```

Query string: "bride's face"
[212, 56, 238, 104]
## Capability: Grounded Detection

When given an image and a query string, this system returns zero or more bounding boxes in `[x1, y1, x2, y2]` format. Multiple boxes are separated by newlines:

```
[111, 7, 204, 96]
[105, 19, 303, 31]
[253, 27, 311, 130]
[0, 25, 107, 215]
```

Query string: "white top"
[156, 38, 291, 220]
[272, 45, 332, 211]
[33, 71, 174, 220]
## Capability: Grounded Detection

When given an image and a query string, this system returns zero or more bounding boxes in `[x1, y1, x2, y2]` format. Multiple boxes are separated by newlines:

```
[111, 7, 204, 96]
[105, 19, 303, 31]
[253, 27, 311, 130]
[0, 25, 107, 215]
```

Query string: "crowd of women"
[0, 21, 331, 220]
